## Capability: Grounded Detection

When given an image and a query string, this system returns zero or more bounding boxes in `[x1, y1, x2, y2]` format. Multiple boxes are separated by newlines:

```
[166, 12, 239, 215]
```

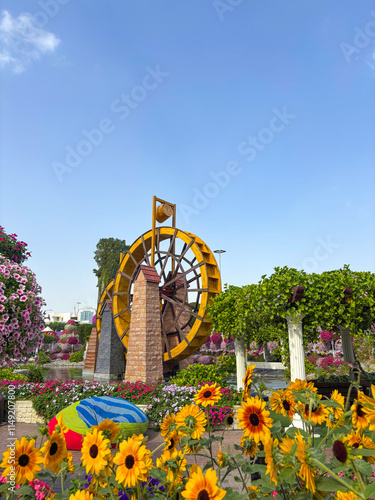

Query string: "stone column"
[95, 302, 125, 381]
[338, 326, 356, 364]
[235, 336, 246, 391]
[286, 313, 306, 382]
[125, 266, 163, 384]
[263, 342, 272, 362]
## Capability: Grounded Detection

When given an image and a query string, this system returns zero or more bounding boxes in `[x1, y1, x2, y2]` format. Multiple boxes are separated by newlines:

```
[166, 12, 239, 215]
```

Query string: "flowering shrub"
[320, 330, 334, 342]
[196, 355, 213, 365]
[0, 226, 31, 263]
[68, 337, 78, 345]
[210, 332, 222, 345]
[0, 255, 45, 366]
[61, 343, 72, 353]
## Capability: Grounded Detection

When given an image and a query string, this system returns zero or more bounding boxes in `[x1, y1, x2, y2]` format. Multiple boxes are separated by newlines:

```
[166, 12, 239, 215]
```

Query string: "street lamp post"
[214, 250, 226, 289]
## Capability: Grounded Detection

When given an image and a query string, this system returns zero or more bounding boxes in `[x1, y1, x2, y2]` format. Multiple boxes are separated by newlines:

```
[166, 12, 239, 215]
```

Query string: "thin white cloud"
[0, 10, 60, 73]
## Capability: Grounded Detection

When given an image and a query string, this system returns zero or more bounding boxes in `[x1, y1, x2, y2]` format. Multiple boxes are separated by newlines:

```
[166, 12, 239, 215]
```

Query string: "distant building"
[78, 307, 96, 324]
[46, 312, 71, 323]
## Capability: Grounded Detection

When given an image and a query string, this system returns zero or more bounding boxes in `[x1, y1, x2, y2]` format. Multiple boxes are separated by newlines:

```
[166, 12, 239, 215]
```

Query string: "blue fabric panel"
[76, 396, 148, 428]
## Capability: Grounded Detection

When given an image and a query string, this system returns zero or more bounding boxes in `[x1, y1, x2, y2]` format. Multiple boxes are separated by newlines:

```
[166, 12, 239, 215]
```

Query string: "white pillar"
[286, 313, 306, 382]
[235, 337, 246, 391]
[338, 326, 355, 365]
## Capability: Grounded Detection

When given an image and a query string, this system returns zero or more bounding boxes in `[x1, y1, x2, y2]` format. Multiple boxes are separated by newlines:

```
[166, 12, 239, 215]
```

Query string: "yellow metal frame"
[151, 196, 176, 267]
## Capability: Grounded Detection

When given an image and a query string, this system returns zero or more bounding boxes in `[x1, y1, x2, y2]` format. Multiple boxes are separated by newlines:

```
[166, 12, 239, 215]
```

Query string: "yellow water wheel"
[112, 227, 221, 362]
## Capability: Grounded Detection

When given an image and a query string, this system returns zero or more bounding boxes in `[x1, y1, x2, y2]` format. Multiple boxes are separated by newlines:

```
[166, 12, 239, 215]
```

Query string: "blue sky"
[0, 1, 374, 313]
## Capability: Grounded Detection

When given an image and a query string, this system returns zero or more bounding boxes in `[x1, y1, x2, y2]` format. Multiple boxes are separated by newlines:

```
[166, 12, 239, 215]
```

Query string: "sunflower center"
[50, 442, 58, 456]
[89, 444, 99, 459]
[18, 454, 30, 467]
[305, 404, 318, 414]
[125, 454, 135, 469]
[282, 400, 290, 411]
[198, 489, 210, 500]
[227, 415, 234, 425]
[168, 438, 175, 450]
[333, 440, 348, 463]
[249, 413, 259, 426]
[353, 443, 360, 449]
[203, 390, 212, 399]
[185, 415, 197, 428]
[356, 404, 365, 417]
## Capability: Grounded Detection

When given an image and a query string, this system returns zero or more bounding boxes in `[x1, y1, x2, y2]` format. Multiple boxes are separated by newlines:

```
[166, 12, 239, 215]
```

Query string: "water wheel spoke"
[120, 326, 130, 340]
[129, 252, 138, 267]
[164, 260, 203, 288]
[114, 307, 129, 319]
[168, 303, 189, 343]
[160, 293, 203, 320]
[159, 230, 177, 279]
[119, 271, 132, 280]
[160, 315, 172, 358]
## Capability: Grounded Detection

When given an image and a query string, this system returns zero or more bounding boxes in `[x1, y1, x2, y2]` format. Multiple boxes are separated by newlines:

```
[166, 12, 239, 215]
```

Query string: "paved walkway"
[0, 422, 246, 493]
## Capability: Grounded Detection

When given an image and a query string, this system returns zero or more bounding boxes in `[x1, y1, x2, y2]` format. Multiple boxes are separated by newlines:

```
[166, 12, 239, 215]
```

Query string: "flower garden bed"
[0, 379, 241, 429]
[2, 370, 375, 499]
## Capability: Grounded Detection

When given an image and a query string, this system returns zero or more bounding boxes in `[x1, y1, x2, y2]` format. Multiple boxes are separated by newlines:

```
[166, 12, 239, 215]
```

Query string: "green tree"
[93, 237, 130, 295]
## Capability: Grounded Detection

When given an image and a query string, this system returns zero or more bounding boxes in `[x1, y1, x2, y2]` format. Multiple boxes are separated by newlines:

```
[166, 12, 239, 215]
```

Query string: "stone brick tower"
[124, 265, 163, 383]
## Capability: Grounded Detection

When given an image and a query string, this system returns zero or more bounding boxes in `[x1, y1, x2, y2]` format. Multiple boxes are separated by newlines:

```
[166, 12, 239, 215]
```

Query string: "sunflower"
[96, 418, 120, 441]
[332, 439, 352, 464]
[160, 413, 177, 438]
[279, 436, 296, 463]
[217, 451, 225, 467]
[41, 431, 67, 473]
[163, 430, 180, 451]
[351, 400, 369, 430]
[343, 429, 362, 448]
[57, 414, 68, 435]
[269, 389, 296, 419]
[288, 379, 317, 393]
[224, 412, 235, 426]
[183, 441, 202, 455]
[81, 428, 110, 475]
[237, 396, 273, 443]
[0, 437, 43, 484]
[113, 435, 152, 488]
[336, 493, 359, 500]
[175, 405, 207, 439]
[68, 490, 93, 500]
[327, 390, 345, 428]
[194, 383, 222, 407]
[302, 400, 328, 425]
[264, 436, 279, 485]
[296, 432, 316, 493]
[247, 485, 261, 499]
[181, 466, 226, 500]
[242, 364, 255, 399]
[239, 435, 258, 457]
[64, 451, 75, 474]
[344, 430, 375, 464]
[156, 448, 186, 488]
